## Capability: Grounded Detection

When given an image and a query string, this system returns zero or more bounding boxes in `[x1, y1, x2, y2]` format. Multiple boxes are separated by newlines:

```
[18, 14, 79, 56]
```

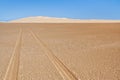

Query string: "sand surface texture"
[0, 23, 120, 80]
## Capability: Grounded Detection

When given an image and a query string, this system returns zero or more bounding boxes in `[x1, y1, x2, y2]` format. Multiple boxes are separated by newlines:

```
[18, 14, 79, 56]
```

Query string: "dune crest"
[10, 16, 120, 23]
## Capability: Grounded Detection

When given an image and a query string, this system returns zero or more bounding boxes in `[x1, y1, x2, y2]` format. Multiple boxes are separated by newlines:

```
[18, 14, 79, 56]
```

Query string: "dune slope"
[10, 16, 120, 23]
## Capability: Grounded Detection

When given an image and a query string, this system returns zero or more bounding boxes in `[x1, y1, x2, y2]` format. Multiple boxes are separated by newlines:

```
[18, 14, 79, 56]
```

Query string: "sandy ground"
[0, 23, 120, 80]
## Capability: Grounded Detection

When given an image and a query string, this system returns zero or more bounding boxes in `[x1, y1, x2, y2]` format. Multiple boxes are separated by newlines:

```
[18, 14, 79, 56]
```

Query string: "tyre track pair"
[30, 30, 79, 80]
[3, 28, 22, 80]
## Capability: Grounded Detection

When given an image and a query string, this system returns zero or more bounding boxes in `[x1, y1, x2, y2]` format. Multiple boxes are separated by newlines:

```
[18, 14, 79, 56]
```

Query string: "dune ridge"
[9, 16, 120, 23]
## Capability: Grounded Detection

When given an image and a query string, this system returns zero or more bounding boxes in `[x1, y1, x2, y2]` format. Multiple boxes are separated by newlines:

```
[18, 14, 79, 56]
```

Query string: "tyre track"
[3, 28, 22, 80]
[30, 30, 79, 80]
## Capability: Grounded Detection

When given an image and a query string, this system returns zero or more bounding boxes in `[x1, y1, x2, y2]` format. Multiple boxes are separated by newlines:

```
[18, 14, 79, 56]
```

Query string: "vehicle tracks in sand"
[30, 30, 79, 80]
[3, 28, 22, 80]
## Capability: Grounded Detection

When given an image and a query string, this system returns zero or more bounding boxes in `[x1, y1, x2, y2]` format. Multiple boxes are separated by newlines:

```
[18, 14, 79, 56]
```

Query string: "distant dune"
[9, 16, 120, 23]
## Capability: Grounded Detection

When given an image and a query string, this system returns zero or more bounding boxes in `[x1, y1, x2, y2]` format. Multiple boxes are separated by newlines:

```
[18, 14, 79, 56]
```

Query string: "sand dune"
[10, 16, 120, 23]
[0, 23, 120, 80]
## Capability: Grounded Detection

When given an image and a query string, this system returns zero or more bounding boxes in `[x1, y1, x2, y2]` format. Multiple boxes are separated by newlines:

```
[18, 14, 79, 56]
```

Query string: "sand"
[0, 23, 120, 80]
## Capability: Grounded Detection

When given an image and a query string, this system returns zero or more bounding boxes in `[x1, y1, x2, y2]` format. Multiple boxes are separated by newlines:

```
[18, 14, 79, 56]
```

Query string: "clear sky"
[0, 0, 120, 21]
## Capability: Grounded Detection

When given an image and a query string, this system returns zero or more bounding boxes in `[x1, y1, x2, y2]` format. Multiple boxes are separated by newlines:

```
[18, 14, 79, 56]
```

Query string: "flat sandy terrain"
[0, 23, 120, 80]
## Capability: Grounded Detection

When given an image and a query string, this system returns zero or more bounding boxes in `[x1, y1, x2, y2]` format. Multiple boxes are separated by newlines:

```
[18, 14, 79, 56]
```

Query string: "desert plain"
[0, 23, 120, 80]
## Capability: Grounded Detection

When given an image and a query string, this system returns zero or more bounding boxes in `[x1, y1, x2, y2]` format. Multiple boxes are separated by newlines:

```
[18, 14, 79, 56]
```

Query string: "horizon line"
[1, 16, 120, 23]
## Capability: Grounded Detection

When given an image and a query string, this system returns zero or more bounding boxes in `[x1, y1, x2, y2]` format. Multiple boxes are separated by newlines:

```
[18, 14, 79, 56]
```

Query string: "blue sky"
[0, 0, 120, 21]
